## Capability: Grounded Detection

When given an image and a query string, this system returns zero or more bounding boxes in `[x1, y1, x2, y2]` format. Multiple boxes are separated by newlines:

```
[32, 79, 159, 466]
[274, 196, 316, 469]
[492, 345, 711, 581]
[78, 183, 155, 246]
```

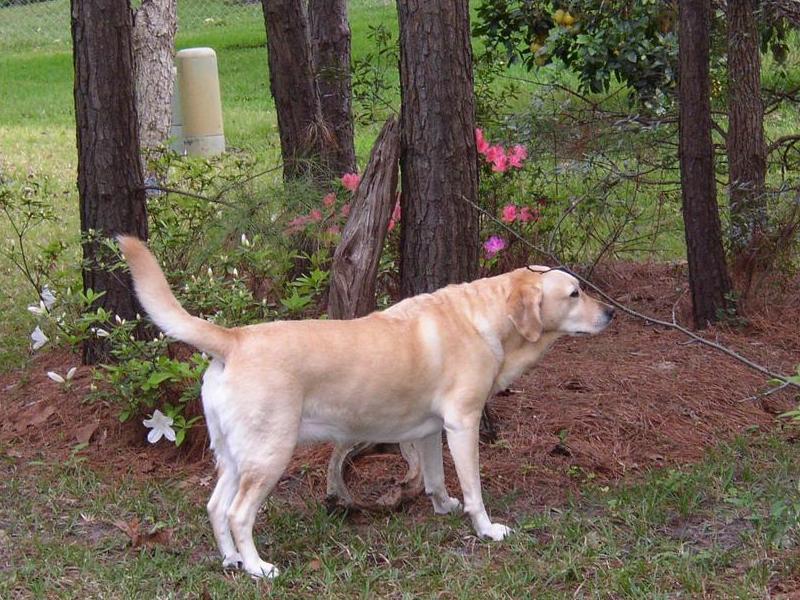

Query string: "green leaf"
[143, 371, 174, 389]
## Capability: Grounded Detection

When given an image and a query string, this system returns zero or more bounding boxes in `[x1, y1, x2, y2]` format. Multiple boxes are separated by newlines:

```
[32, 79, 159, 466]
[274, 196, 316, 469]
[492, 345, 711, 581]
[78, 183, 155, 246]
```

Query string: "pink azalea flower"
[501, 204, 517, 223]
[483, 235, 506, 258]
[340, 203, 351, 218]
[518, 206, 539, 223]
[491, 152, 509, 173]
[322, 192, 336, 208]
[484, 145, 504, 163]
[286, 214, 311, 233]
[475, 128, 490, 155]
[309, 208, 323, 222]
[341, 172, 361, 192]
[387, 197, 401, 232]
[508, 144, 528, 169]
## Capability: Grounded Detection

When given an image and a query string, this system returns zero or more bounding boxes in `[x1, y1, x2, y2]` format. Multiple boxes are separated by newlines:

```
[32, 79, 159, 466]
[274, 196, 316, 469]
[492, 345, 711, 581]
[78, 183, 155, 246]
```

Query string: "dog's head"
[507, 267, 614, 343]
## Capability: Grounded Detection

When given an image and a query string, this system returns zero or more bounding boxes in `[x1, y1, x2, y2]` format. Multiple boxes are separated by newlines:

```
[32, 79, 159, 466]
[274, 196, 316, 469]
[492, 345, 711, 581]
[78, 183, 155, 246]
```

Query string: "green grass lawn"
[3, 431, 800, 597]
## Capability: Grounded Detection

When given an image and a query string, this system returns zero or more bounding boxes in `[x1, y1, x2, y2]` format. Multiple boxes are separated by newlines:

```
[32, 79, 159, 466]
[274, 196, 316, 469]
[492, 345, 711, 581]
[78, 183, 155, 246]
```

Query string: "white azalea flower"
[46, 367, 76, 385]
[31, 326, 48, 350]
[143, 409, 177, 444]
[47, 371, 65, 383]
[241, 233, 250, 247]
[28, 301, 46, 315]
[232, 267, 239, 278]
[95, 328, 110, 338]
[41, 286, 56, 309]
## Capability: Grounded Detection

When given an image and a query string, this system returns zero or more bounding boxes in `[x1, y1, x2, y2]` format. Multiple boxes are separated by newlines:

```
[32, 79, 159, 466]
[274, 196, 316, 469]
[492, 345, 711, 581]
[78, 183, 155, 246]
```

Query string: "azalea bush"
[473, 127, 556, 271]
[3, 156, 383, 446]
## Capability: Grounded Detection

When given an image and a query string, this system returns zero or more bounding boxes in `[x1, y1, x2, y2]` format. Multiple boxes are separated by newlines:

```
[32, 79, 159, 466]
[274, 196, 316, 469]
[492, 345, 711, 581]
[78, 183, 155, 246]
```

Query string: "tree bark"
[133, 0, 177, 149]
[397, 0, 480, 297]
[328, 117, 399, 319]
[727, 0, 767, 257]
[309, 0, 357, 177]
[678, 0, 732, 328]
[765, 0, 800, 27]
[261, 0, 330, 181]
[71, 0, 148, 364]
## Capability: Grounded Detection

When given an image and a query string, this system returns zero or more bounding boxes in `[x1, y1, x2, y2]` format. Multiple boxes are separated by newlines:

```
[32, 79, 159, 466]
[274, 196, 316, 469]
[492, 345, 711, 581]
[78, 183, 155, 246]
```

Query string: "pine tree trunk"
[261, 0, 329, 181]
[133, 0, 177, 149]
[727, 0, 767, 256]
[309, 0, 356, 177]
[678, 0, 732, 328]
[397, 0, 479, 297]
[71, 0, 148, 364]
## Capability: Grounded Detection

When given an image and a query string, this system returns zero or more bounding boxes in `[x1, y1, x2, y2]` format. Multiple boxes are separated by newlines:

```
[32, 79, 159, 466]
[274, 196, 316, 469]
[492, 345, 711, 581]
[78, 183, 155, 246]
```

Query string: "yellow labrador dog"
[119, 236, 614, 578]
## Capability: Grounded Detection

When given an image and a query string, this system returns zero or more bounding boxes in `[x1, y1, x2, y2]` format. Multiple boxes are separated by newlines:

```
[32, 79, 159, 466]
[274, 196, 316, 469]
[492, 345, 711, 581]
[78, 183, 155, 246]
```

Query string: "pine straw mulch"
[2, 261, 799, 517]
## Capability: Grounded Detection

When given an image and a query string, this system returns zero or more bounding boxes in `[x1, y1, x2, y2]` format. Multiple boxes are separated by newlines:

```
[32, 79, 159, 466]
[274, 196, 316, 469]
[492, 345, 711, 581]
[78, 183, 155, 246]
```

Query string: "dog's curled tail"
[117, 236, 234, 359]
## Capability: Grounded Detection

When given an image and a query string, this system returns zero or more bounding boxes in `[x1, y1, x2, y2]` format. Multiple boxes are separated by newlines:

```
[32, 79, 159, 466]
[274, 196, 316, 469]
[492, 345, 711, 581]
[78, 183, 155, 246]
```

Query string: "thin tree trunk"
[727, 0, 767, 257]
[261, 0, 330, 181]
[71, 0, 148, 364]
[133, 0, 177, 149]
[309, 0, 356, 177]
[678, 0, 732, 328]
[397, 0, 479, 297]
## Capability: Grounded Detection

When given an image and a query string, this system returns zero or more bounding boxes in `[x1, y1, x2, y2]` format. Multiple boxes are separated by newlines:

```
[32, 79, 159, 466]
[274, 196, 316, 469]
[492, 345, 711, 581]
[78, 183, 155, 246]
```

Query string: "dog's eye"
[570, 290, 580, 298]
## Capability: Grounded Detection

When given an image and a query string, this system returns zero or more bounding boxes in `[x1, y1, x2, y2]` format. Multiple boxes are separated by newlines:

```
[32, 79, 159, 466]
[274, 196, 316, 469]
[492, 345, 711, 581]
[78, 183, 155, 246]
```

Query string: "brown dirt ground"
[2, 262, 799, 517]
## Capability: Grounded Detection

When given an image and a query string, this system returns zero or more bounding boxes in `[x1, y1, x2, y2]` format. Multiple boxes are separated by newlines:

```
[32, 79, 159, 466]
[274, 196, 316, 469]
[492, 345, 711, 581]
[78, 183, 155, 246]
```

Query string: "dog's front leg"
[444, 414, 511, 541]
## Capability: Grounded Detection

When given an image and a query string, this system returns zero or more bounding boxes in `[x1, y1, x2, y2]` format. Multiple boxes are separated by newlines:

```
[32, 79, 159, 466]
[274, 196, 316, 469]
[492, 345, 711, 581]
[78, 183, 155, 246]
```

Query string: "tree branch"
[461, 195, 800, 391]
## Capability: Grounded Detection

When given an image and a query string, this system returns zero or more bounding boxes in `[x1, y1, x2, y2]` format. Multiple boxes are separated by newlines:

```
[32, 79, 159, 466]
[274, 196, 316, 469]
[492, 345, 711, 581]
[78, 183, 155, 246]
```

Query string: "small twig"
[671, 287, 688, 326]
[143, 162, 285, 209]
[766, 134, 800, 155]
[461, 195, 800, 391]
[740, 381, 792, 403]
[143, 186, 237, 208]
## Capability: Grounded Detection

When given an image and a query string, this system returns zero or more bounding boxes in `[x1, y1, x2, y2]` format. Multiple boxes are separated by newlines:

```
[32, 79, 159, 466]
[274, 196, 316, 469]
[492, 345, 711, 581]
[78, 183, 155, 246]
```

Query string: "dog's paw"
[243, 559, 279, 579]
[479, 522, 511, 541]
[222, 553, 243, 570]
[433, 496, 462, 515]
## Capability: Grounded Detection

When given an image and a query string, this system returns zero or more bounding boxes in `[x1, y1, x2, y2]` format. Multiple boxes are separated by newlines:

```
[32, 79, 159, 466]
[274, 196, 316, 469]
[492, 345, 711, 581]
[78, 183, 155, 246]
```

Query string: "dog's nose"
[604, 306, 616, 322]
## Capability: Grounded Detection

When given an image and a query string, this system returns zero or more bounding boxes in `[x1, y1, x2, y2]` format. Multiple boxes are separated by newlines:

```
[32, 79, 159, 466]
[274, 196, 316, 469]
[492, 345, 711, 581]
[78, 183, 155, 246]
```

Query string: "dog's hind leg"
[226, 436, 297, 578]
[207, 459, 241, 569]
[419, 432, 462, 515]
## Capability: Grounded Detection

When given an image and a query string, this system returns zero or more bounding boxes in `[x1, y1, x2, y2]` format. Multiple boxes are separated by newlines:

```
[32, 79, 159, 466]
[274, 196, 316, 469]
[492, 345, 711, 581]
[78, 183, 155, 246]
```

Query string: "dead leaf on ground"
[308, 558, 322, 571]
[113, 517, 174, 549]
[13, 403, 56, 432]
[73, 420, 99, 445]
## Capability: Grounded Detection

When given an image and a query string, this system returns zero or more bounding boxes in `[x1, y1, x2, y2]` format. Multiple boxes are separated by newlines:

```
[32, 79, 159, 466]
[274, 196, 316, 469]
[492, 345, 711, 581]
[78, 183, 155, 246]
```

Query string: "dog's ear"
[507, 284, 543, 343]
